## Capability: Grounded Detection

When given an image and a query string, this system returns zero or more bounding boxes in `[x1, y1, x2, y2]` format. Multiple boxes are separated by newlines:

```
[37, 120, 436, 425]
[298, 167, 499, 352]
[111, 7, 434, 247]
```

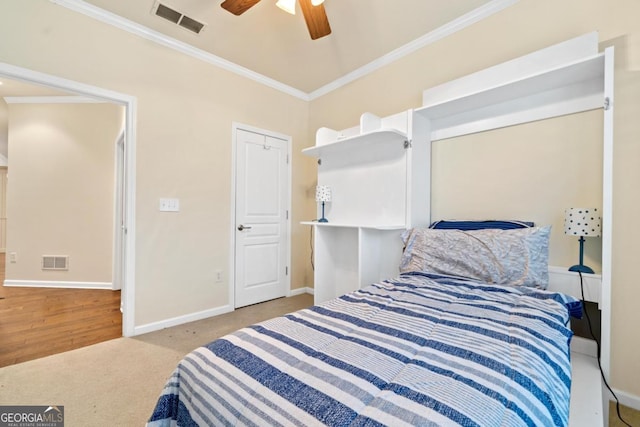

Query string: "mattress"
[147, 272, 580, 426]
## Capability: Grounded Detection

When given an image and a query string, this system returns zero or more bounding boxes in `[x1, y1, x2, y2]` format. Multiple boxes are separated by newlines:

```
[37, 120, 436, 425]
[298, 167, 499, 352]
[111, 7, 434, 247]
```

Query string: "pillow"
[429, 220, 534, 230]
[400, 226, 551, 288]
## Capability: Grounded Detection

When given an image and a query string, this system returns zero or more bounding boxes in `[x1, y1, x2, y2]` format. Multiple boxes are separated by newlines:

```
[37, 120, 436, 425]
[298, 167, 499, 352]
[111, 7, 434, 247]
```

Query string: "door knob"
[237, 224, 252, 231]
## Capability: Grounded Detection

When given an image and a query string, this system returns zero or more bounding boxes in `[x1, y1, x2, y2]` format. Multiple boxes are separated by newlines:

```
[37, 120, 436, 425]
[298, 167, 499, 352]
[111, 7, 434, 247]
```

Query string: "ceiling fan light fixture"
[276, 0, 296, 15]
[221, 0, 330, 40]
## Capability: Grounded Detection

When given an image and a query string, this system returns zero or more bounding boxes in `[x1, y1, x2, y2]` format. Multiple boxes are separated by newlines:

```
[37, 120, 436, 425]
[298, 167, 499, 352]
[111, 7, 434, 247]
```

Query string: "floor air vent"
[42, 255, 69, 271]
[153, 2, 206, 35]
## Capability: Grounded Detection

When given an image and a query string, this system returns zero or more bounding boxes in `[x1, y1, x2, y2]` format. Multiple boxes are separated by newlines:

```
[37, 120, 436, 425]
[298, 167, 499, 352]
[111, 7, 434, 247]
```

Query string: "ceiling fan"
[220, 0, 331, 40]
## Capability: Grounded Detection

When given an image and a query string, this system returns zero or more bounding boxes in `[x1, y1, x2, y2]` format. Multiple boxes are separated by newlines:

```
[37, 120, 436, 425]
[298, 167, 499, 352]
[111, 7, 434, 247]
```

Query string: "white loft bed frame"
[417, 32, 613, 426]
[306, 32, 613, 426]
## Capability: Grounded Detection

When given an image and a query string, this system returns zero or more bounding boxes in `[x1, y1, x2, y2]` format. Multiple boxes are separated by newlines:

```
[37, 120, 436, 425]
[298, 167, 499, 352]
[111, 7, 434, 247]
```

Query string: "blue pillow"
[429, 220, 534, 230]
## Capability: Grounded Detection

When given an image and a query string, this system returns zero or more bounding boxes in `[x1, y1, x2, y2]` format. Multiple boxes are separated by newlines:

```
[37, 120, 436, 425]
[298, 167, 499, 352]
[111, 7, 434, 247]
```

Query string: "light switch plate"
[159, 198, 180, 212]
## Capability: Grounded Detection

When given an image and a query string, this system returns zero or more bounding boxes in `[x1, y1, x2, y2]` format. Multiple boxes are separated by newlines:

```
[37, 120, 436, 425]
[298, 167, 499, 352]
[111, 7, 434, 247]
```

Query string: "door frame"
[229, 122, 292, 310]
[112, 130, 125, 291]
[0, 61, 138, 337]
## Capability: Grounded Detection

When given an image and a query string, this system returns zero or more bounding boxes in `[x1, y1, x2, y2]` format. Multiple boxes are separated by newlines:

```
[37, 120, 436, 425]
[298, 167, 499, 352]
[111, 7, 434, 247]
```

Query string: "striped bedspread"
[147, 272, 580, 427]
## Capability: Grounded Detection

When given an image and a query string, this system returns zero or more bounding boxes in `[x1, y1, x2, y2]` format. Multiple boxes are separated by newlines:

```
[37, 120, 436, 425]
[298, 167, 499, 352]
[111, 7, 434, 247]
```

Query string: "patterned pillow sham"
[400, 226, 551, 288]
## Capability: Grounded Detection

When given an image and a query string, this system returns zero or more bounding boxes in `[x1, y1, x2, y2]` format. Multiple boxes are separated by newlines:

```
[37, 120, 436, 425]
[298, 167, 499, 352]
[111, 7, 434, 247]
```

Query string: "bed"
[147, 225, 581, 426]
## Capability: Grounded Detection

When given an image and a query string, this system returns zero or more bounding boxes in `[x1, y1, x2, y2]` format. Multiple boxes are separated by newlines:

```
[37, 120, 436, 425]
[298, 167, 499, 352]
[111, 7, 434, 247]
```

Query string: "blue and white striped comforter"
[148, 272, 581, 427]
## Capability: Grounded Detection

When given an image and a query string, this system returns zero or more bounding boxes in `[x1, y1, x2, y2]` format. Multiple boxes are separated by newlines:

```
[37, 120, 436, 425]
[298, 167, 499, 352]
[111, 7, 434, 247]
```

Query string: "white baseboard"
[3, 279, 113, 290]
[610, 388, 640, 412]
[136, 289, 314, 336]
[289, 286, 314, 296]
[133, 304, 234, 336]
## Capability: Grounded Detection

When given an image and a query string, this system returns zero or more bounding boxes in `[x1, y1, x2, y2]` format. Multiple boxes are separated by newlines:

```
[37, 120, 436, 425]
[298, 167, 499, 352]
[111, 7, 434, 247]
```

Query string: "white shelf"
[301, 129, 407, 159]
[306, 110, 426, 305]
[301, 221, 405, 230]
[311, 223, 405, 305]
[547, 266, 602, 304]
[418, 53, 603, 118]
[416, 53, 605, 141]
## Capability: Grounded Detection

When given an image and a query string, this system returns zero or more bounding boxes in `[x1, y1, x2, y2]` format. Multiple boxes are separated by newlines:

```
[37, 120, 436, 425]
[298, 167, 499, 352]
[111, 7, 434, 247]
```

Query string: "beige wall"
[308, 0, 640, 398]
[5, 103, 122, 283]
[431, 111, 604, 271]
[0, 1, 311, 326]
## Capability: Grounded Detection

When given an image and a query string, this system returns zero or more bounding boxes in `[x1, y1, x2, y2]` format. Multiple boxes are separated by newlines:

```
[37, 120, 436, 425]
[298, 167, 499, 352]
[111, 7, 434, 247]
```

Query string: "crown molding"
[307, 0, 519, 100]
[50, 0, 518, 101]
[49, 0, 310, 101]
[4, 95, 106, 104]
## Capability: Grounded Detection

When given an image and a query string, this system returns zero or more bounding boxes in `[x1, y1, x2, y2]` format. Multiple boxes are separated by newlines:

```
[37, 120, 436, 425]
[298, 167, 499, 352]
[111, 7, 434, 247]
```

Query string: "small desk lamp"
[315, 185, 331, 223]
[564, 207, 601, 274]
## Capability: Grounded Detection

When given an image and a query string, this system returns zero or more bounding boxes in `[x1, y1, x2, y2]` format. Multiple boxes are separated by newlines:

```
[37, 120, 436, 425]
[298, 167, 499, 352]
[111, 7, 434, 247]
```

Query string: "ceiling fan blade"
[298, 0, 331, 40]
[220, 0, 261, 16]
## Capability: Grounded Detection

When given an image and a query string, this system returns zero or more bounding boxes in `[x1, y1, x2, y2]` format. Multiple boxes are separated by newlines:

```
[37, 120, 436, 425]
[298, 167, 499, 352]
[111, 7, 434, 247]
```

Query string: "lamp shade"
[315, 185, 331, 202]
[276, 0, 296, 14]
[564, 208, 601, 237]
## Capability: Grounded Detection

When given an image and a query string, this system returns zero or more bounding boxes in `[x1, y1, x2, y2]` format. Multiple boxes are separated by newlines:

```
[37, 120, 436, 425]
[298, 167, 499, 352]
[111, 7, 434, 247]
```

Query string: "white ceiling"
[79, 0, 495, 94]
[1, 0, 514, 99]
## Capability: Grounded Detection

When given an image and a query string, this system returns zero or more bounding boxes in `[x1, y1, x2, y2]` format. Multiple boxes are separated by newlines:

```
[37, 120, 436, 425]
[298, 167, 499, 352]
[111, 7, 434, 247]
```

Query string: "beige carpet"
[0, 294, 313, 426]
[610, 401, 640, 427]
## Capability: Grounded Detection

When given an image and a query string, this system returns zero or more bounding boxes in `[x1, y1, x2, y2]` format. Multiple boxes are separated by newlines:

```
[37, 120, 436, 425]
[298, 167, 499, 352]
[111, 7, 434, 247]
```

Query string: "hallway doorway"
[0, 61, 137, 337]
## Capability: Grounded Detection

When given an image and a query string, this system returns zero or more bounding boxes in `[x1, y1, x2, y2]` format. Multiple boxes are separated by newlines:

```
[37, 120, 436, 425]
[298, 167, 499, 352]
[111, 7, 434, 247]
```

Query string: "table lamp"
[564, 207, 601, 274]
[315, 185, 331, 223]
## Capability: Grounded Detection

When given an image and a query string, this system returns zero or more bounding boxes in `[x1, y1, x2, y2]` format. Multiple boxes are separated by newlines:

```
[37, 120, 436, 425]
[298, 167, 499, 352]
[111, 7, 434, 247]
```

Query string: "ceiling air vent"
[42, 255, 69, 271]
[152, 2, 206, 35]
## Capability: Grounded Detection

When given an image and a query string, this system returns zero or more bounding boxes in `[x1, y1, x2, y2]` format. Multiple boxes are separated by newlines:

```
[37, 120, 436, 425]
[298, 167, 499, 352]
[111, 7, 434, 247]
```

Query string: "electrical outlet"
[8, 252, 17, 263]
[215, 270, 223, 283]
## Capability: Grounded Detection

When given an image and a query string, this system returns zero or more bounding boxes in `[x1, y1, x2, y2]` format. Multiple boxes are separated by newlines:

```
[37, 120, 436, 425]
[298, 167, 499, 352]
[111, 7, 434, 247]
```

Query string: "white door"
[234, 127, 289, 308]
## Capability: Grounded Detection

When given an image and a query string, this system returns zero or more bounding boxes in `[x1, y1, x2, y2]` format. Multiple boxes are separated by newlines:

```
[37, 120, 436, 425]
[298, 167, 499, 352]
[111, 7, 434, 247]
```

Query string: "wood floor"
[0, 253, 122, 367]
